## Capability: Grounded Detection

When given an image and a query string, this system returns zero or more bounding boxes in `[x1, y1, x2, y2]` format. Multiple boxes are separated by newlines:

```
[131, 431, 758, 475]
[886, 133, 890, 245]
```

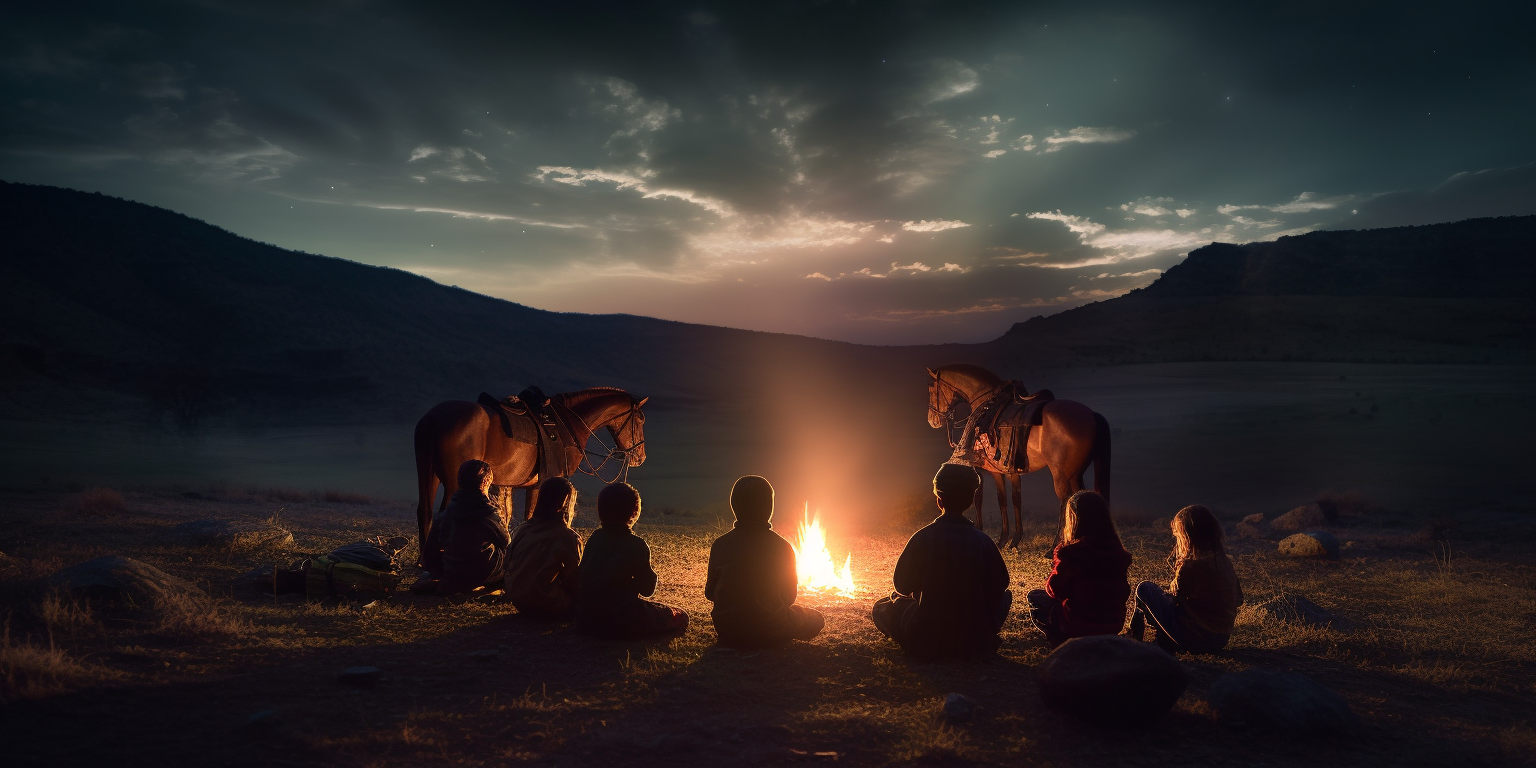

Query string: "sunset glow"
[791, 503, 858, 598]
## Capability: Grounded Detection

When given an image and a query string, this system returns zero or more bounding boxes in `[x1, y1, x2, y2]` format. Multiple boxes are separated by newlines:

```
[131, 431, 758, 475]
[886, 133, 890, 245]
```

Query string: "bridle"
[929, 372, 1005, 451]
[552, 397, 646, 484]
[929, 373, 972, 450]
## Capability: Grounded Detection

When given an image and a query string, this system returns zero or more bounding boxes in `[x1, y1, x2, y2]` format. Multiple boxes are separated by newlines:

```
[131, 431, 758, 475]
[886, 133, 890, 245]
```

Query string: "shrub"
[75, 487, 125, 514]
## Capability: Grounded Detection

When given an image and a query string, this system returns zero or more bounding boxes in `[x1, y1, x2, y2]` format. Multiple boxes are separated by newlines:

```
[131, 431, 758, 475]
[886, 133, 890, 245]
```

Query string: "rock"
[49, 556, 204, 605]
[176, 518, 294, 550]
[1271, 504, 1327, 532]
[337, 666, 382, 686]
[1207, 669, 1358, 737]
[1036, 635, 1187, 728]
[469, 649, 500, 663]
[1279, 531, 1340, 559]
[1252, 593, 1351, 631]
[1242, 513, 1265, 524]
[942, 693, 978, 723]
[1235, 521, 1268, 540]
[1150, 517, 1171, 532]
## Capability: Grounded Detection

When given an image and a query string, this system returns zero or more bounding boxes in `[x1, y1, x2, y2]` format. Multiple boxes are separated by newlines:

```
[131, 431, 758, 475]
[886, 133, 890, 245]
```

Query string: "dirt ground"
[2, 487, 1534, 767]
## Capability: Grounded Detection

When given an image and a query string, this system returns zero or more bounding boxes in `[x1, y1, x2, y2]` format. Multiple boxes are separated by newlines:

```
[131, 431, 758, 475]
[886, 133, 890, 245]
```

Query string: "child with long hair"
[575, 482, 689, 638]
[1026, 490, 1132, 647]
[503, 476, 583, 618]
[1129, 504, 1242, 653]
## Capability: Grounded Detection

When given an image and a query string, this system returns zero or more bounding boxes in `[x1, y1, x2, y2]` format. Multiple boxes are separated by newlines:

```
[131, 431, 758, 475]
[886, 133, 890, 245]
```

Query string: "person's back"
[1027, 490, 1131, 646]
[1130, 505, 1242, 653]
[894, 513, 1010, 658]
[874, 463, 1012, 659]
[575, 484, 688, 638]
[1047, 535, 1133, 633]
[431, 460, 512, 594]
[504, 477, 583, 617]
[705, 476, 823, 648]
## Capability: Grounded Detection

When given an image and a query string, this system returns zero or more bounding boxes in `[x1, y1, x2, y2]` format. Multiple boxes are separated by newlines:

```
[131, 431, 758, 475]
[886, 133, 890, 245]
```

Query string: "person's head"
[932, 463, 980, 515]
[531, 477, 577, 525]
[1171, 504, 1224, 561]
[1061, 490, 1118, 544]
[597, 482, 642, 529]
[730, 475, 774, 525]
[457, 460, 493, 494]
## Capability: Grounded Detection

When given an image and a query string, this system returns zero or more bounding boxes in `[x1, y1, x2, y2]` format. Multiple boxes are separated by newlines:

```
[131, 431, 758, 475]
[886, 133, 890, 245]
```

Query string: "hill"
[989, 218, 1536, 368]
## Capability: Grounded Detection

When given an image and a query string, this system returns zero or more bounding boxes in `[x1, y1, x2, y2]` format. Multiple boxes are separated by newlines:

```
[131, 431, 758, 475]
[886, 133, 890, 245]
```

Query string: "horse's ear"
[926, 367, 937, 378]
[636, 396, 650, 409]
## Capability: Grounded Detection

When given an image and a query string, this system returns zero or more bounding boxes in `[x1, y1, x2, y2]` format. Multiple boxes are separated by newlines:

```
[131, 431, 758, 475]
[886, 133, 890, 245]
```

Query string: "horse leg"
[523, 484, 540, 522]
[990, 471, 1009, 547]
[1010, 473, 1024, 550]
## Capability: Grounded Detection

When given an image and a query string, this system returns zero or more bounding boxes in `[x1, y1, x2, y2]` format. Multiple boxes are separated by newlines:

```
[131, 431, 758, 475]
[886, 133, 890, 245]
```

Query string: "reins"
[930, 373, 1003, 450]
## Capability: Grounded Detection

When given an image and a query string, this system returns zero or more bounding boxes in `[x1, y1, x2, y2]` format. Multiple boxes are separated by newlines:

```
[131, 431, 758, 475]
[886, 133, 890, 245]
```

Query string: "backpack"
[304, 537, 407, 601]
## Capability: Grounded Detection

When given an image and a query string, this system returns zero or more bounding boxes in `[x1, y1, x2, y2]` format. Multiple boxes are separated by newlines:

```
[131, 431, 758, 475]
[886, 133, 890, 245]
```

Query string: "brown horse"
[413, 387, 648, 561]
[926, 364, 1110, 548]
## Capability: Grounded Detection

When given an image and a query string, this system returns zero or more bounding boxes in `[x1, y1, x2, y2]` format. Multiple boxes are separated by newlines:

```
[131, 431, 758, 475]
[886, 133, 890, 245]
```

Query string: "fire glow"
[791, 503, 858, 597]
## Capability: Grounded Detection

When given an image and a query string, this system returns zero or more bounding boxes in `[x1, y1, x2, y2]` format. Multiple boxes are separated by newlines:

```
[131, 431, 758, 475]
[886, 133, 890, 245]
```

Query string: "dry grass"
[74, 487, 125, 514]
[0, 487, 1533, 766]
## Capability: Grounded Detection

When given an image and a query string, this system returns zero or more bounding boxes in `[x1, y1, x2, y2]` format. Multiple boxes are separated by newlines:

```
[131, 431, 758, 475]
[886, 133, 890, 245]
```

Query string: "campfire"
[791, 503, 858, 597]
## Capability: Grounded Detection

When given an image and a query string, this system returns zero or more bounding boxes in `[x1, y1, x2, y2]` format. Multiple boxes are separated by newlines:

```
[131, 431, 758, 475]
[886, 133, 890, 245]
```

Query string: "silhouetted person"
[420, 460, 511, 594]
[872, 463, 1012, 660]
[504, 476, 582, 618]
[1129, 505, 1242, 653]
[576, 482, 689, 639]
[705, 475, 824, 648]
[1027, 490, 1131, 647]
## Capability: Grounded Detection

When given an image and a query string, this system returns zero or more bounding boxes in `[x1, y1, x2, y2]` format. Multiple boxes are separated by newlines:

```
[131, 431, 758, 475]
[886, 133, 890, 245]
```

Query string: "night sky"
[4, 2, 1535, 344]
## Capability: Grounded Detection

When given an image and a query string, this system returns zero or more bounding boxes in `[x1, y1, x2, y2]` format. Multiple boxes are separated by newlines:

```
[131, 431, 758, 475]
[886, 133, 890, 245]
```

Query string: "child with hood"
[704, 475, 824, 648]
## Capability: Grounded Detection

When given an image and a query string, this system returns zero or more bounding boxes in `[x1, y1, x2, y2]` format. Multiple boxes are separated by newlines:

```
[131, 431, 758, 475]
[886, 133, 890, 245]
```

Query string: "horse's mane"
[935, 363, 1003, 387]
[555, 386, 634, 408]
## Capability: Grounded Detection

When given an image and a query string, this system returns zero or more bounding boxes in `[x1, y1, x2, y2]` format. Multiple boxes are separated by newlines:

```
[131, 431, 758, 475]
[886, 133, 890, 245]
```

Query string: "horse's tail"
[1092, 411, 1112, 506]
[413, 414, 439, 562]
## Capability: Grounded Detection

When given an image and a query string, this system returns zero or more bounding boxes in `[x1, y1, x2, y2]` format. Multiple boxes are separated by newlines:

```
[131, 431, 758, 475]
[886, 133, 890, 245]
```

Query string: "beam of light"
[791, 502, 858, 598]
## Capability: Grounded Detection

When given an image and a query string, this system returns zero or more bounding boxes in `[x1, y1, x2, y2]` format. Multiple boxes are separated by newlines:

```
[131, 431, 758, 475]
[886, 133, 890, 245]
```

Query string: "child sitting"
[705, 475, 824, 648]
[503, 476, 583, 618]
[1129, 505, 1243, 653]
[421, 459, 512, 594]
[575, 482, 689, 638]
[872, 463, 1012, 660]
[1026, 490, 1131, 647]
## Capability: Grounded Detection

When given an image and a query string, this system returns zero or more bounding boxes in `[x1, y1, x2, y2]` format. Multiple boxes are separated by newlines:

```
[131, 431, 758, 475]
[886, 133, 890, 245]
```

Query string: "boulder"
[1271, 504, 1327, 532]
[1279, 531, 1340, 559]
[1207, 669, 1357, 737]
[1036, 635, 1187, 728]
[1235, 521, 1268, 540]
[176, 518, 294, 551]
[1149, 517, 1171, 532]
[942, 693, 978, 723]
[1241, 513, 1265, 525]
[1252, 593, 1351, 631]
[49, 555, 204, 605]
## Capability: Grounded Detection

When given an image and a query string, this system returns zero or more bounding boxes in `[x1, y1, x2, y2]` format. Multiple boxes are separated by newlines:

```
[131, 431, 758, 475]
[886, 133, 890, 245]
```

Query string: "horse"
[412, 387, 648, 563]
[926, 364, 1110, 548]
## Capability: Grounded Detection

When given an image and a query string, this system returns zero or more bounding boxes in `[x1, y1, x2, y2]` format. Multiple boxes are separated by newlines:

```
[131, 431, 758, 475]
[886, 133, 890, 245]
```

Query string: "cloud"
[924, 59, 980, 103]
[1042, 126, 1134, 152]
[1010, 135, 1037, 152]
[1119, 197, 1175, 216]
[902, 219, 970, 232]
[1219, 191, 1347, 215]
[983, 149, 1006, 158]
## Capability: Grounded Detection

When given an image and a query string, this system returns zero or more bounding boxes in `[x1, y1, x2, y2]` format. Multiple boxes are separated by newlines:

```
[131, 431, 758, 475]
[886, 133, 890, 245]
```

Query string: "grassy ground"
[1, 487, 1533, 767]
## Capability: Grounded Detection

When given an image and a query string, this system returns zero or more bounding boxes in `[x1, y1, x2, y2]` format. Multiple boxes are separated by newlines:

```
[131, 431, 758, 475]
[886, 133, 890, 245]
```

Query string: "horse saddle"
[960, 383, 1055, 474]
[476, 390, 576, 482]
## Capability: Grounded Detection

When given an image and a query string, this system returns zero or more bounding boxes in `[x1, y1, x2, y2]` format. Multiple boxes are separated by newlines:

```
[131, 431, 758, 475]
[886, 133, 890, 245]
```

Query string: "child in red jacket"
[1026, 490, 1131, 647]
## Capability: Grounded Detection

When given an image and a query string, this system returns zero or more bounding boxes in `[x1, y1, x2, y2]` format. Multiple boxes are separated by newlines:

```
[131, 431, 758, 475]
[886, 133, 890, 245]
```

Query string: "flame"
[791, 503, 858, 598]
